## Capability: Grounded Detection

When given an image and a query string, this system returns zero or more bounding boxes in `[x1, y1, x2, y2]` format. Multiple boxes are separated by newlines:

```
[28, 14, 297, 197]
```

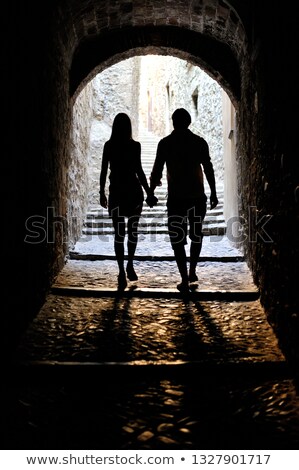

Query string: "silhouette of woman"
[99, 113, 157, 289]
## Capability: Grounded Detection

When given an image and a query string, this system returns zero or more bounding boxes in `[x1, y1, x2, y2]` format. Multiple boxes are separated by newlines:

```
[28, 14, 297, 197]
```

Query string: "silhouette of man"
[150, 108, 218, 292]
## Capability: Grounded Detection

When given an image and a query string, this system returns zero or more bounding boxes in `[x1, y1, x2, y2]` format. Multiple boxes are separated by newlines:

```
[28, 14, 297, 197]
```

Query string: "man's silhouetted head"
[172, 108, 192, 130]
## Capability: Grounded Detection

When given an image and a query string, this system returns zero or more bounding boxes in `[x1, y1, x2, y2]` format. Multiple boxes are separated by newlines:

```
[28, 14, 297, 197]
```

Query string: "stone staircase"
[82, 128, 226, 238]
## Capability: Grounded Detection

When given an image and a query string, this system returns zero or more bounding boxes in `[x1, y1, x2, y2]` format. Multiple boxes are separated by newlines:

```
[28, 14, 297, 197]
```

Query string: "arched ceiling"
[61, 0, 248, 105]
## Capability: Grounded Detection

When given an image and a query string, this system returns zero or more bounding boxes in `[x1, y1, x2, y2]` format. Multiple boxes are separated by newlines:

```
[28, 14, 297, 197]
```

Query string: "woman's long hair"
[110, 113, 132, 141]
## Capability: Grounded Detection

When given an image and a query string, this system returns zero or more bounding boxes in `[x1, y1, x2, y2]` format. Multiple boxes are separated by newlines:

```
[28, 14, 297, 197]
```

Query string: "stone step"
[86, 202, 224, 213]
[82, 224, 227, 236]
[88, 199, 224, 208]
[12, 360, 290, 384]
[86, 214, 225, 223]
[84, 213, 226, 223]
[70, 253, 244, 262]
[86, 209, 225, 220]
[83, 219, 226, 229]
[70, 234, 242, 259]
[86, 210, 225, 219]
[96, 191, 170, 199]
[51, 285, 259, 301]
[83, 221, 226, 230]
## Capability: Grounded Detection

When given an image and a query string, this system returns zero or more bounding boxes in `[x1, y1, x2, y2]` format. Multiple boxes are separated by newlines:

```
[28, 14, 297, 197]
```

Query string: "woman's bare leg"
[126, 214, 140, 280]
[112, 210, 127, 288]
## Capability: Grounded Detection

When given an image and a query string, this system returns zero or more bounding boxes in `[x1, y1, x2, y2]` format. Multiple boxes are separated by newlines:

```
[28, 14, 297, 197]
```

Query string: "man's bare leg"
[189, 240, 202, 282]
[173, 245, 189, 291]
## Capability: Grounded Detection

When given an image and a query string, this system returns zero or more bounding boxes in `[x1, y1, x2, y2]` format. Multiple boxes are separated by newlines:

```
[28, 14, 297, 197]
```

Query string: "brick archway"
[70, 26, 242, 106]
[63, 0, 249, 263]
[64, 0, 247, 106]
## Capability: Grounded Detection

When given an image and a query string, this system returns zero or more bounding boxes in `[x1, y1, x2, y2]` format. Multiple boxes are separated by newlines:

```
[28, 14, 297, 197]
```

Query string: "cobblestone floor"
[5, 236, 299, 451]
[16, 296, 281, 364]
[3, 371, 299, 450]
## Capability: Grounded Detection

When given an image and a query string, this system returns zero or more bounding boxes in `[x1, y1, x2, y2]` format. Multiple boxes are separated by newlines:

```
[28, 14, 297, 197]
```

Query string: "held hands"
[210, 193, 218, 210]
[100, 191, 158, 209]
[146, 192, 158, 208]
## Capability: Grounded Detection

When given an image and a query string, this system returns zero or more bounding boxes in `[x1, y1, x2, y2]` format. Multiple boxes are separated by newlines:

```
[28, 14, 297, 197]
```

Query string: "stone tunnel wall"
[138, 55, 224, 180]
[68, 84, 94, 251]
[235, 4, 299, 375]
[85, 57, 141, 206]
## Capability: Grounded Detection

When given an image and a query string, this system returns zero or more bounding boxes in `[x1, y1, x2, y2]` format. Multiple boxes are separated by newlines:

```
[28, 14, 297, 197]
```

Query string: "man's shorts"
[167, 197, 207, 248]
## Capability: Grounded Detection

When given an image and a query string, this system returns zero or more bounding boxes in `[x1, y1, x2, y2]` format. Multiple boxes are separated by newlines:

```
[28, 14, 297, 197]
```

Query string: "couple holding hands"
[99, 108, 218, 292]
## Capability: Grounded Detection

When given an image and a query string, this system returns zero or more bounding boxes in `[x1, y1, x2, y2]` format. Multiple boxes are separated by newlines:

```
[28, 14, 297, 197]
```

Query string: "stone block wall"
[84, 57, 141, 205]
[138, 55, 224, 181]
[68, 84, 94, 250]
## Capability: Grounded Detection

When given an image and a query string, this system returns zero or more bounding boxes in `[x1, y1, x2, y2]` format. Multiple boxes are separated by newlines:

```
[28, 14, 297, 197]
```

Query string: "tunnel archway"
[70, 52, 237, 251]
[64, 1, 248, 260]
[70, 26, 242, 107]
